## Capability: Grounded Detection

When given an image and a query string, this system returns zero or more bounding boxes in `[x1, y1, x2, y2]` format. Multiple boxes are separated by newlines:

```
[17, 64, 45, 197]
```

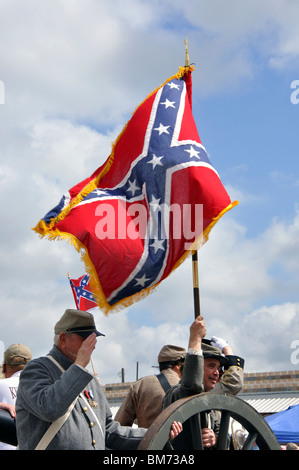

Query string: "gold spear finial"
[184, 37, 190, 67]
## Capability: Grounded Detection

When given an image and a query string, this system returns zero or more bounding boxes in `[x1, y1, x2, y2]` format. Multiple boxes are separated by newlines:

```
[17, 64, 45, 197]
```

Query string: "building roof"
[110, 392, 299, 419]
[240, 391, 299, 414]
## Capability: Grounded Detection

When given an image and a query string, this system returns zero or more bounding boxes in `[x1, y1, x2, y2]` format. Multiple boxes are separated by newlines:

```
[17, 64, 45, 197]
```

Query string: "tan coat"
[114, 368, 180, 428]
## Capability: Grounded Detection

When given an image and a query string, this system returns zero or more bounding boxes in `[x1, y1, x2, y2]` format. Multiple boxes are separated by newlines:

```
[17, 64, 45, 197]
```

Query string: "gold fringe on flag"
[32, 65, 238, 315]
[33, 66, 194, 236]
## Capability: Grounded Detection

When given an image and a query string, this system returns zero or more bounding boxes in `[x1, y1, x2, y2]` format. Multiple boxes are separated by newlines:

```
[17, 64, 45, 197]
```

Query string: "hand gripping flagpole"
[184, 38, 201, 319]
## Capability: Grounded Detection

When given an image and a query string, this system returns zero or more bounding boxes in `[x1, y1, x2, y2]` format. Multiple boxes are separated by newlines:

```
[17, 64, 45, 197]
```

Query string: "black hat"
[202, 341, 228, 367]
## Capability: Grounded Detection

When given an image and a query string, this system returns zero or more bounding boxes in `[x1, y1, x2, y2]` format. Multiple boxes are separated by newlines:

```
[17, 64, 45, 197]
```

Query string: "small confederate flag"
[68, 274, 98, 311]
[34, 66, 237, 314]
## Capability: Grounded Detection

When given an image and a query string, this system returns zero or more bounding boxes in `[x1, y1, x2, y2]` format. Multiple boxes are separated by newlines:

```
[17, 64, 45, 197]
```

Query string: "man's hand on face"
[74, 333, 97, 368]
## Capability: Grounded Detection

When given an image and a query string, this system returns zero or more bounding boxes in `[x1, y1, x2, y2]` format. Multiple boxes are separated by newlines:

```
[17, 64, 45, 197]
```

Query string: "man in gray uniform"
[16, 309, 181, 450]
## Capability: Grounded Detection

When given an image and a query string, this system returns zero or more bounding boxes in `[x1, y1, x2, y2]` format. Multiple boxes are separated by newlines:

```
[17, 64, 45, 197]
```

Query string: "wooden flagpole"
[192, 251, 200, 319]
[184, 37, 190, 69]
[185, 43, 208, 429]
[184, 39, 201, 320]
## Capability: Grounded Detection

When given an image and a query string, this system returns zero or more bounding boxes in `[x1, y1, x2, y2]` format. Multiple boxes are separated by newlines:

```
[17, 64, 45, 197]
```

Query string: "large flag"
[68, 274, 98, 311]
[34, 66, 238, 314]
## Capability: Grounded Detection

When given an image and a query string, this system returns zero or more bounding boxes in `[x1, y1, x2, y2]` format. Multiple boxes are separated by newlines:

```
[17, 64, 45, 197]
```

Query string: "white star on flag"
[185, 145, 201, 159]
[154, 123, 170, 135]
[127, 179, 141, 196]
[148, 153, 164, 169]
[160, 98, 176, 109]
[135, 273, 150, 287]
[150, 238, 166, 253]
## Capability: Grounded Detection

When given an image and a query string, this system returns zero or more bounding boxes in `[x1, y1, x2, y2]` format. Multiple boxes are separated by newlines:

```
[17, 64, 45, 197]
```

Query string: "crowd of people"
[0, 308, 297, 450]
[0, 309, 180, 450]
[115, 314, 245, 449]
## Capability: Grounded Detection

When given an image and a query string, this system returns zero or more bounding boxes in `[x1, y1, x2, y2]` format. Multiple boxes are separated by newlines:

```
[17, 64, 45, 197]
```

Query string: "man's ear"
[58, 332, 67, 350]
[173, 364, 182, 377]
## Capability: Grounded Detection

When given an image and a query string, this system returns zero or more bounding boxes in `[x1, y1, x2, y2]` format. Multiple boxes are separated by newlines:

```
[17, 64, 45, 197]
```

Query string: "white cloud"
[92, 312, 191, 383]
[28, 118, 114, 187]
[0, 1, 298, 386]
[0, 164, 17, 185]
[89, 206, 299, 382]
[2, 0, 298, 120]
[232, 302, 299, 372]
[91, 299, 299, 383]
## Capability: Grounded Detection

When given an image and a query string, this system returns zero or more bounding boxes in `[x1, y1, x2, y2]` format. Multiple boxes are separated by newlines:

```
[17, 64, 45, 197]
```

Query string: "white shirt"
[0, 371, 21, 450]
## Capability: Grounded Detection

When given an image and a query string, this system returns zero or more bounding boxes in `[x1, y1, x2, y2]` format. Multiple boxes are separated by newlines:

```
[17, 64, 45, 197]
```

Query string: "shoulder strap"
[34, 356, 77, 450]
[35, 399, 77, 450]
[156, 373, 171, 393]
[46, 355, 65, 373]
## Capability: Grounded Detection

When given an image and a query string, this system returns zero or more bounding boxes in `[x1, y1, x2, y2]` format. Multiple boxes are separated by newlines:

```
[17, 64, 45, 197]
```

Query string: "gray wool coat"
[16, 345, 146, 450]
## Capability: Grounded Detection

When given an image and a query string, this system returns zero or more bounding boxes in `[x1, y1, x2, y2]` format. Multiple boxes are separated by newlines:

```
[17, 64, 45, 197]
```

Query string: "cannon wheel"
[138, 393, 281, 450]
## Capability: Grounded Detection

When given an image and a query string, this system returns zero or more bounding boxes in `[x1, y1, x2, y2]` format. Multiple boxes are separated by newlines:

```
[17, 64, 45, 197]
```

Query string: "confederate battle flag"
[68, 274, 98, 311]
[33, 66, 237, 313]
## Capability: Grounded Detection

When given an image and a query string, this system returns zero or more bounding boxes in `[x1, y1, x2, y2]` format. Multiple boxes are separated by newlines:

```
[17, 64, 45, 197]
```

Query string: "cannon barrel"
[0, 409, 17, 446]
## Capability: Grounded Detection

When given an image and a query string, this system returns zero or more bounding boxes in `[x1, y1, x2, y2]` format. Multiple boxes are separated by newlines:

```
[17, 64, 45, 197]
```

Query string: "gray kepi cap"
[54, 309, 105, 339]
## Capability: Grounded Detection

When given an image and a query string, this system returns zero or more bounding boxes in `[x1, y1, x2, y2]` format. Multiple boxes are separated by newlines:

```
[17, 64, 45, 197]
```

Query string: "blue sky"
[0, 0, 298, 384]
[195, 70, 299, 234]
